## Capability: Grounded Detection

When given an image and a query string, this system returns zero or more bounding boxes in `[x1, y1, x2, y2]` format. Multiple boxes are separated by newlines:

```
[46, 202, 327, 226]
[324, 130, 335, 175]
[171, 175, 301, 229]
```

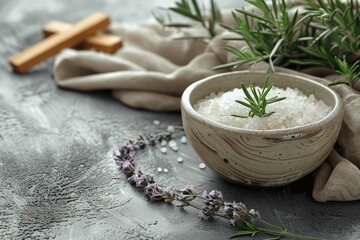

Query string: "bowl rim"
[181, 70, 343, 136]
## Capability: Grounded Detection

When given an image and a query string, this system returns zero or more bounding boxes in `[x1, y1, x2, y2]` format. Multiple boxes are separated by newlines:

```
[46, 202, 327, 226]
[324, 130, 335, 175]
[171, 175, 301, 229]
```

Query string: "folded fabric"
[53, 23, 231, 111]
[53, 7, 360, 202]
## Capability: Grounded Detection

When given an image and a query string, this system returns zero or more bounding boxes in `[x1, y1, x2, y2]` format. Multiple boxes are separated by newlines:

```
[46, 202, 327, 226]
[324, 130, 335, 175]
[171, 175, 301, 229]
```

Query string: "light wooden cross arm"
[43, 20, 122, 54]
[9, 12, 110, 73]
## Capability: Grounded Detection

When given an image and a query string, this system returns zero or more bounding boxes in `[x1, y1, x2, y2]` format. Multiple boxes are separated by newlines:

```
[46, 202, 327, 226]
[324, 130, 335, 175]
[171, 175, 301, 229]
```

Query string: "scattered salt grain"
[163, 168, 169, 173]
[167, 125, 175, 132]
[153, 120, 161, 126]
[161, 140, 167, 146]
[177, 157, 184, 163]
[157, 167, 163, 172]
[160, 147, 167, 154]
[199, 163, 206, 169]
[170, 145, 178, 151]
[180, 136, 187, 144]
[168, 140, 177, 147]
[193, 86, 332, 130]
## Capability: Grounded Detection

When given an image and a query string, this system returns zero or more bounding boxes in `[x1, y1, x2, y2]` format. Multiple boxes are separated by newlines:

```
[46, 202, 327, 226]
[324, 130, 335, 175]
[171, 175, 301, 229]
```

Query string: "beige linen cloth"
[53, 9, 360, 202]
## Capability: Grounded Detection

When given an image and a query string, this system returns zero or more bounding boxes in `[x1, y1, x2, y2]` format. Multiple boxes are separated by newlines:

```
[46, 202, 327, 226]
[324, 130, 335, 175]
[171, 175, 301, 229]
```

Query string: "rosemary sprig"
[304, 0, 360, 86]
[155, 0, 360, 88]
[153, 0, 221, 40]
[329, 57, 360, 86]
[232, 76, 286, 118]
[218, 0, 310, 72]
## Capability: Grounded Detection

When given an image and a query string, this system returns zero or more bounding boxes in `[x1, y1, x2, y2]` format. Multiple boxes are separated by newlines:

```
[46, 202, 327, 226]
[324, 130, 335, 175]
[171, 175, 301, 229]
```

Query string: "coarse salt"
[193, 86, 332, 130]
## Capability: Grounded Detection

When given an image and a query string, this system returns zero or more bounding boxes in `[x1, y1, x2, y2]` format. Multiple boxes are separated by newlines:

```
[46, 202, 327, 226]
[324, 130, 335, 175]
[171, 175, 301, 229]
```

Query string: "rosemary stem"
[257, 227, 323, 240]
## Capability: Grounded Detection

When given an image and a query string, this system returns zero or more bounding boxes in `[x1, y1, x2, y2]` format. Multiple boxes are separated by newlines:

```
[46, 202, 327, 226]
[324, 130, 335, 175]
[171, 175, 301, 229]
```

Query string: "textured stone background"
[0, 0, 359, 239]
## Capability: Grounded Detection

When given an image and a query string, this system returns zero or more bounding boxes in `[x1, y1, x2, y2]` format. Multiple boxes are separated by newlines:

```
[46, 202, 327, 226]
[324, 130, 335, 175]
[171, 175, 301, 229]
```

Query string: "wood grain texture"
[43, 21, 123, 53]
[9, 12, 110, 73]
[182, 71, 344, 187]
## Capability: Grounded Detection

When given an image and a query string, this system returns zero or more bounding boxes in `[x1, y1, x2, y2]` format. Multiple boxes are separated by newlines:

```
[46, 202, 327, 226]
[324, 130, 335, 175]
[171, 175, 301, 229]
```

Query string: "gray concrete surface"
[0, 0, 359, 239]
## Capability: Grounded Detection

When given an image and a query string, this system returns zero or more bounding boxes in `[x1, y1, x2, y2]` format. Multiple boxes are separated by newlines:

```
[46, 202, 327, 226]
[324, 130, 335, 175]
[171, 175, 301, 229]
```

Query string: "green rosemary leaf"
[328, 80, 349, 86]
[210, 0, 221, 22]
[208, 18, 216, 37]
[221, 37, 245, 41]
[250, 86, 260, 104]
[233, 75, 286, 118]
[191, 0, 203, 21]
[263, 236, 283, 240]
[262, 111, 275, 117]
[213, 59, 259, 70]
[152, 10, 165, 25]
[229, 230, 258, 238]
[311, 27, 339, 45]
[231, 114, 248, 118]
[244, 220, 258, 230]
[172, 36, 211, 40]
[268, 38, 284, 72]
[289, 59, 329, 67]
[235, 8, 267, 22]
[272, 0, 278, 18]
[163, 23, 193, 28]
[169, 7, 201, 21]
[267, 96, 287, 104]
[262, 76, 272, 95]
[235, 100, 260, 114]
[241, 84, 256, 103]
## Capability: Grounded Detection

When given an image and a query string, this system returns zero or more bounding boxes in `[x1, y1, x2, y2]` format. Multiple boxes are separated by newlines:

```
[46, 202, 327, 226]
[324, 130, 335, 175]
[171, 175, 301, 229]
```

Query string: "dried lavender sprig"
[113, 129, 320, 240]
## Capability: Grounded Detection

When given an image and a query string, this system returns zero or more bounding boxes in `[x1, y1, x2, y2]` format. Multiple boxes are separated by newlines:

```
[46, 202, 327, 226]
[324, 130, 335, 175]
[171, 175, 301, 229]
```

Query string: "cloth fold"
[53, 10, 360, 202]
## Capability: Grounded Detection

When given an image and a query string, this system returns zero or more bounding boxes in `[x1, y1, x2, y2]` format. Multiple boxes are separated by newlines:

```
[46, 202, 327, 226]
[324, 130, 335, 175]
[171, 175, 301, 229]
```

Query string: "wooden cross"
[9, 12, 123, 73]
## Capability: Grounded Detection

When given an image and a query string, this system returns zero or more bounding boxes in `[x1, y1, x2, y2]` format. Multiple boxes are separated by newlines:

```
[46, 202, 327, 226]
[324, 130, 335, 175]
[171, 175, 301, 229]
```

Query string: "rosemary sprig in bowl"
[232, 76, 286, 118]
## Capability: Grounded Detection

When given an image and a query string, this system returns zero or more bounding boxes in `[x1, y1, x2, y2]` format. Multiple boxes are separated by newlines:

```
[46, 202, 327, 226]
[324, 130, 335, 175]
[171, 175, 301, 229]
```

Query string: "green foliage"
[155, 0, 360, 88]
[232, 76, 286, 118]
[219, 0, 310, 72]
[329, 57, 360, 86]
[229, 210, 322, 240]
[153, 0, 221, 40]
[224, 0, 360, 87]
[305, 0, 360, 86]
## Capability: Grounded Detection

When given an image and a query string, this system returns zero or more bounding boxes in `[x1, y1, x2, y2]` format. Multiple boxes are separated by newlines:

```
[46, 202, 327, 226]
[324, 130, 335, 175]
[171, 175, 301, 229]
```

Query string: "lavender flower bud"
[116, 160, 135, 176]
[145, 183, 164, 202]
[163, 188, 175, 203]
[224, 201, 247, 226]
[248, 209, 260, 223]
[144, 184, 175, 203]
[175, 184, 196, 207]
[224, 201, 260, 226]
[128, 169, 154, 188]
[146, 135, 156, 146]
[199, 190, 224, 219]
[114, 143, 136, 162]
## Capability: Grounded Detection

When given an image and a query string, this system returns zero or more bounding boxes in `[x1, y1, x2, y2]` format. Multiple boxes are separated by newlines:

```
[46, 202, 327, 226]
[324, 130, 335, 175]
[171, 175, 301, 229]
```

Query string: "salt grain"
[193, 86, 332, 130]
[168, 140, 177, 147]
[161, 140, 167, 146]
[163, 168, 169, 173]
[177, 157, 183, 163]
[199, 163, 206, 169]
[170, 145, 178, 151]
[180, 136, 187, 144]
[167, 125, 175, 132]
[153, 120, 161, 126]
[157, 167, 163, 172]
[160, 147, 167, 154]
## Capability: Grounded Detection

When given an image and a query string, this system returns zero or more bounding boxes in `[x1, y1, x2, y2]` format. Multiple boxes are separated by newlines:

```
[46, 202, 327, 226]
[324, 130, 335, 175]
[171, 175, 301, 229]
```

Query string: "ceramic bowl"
[181, 71, 343, 187]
